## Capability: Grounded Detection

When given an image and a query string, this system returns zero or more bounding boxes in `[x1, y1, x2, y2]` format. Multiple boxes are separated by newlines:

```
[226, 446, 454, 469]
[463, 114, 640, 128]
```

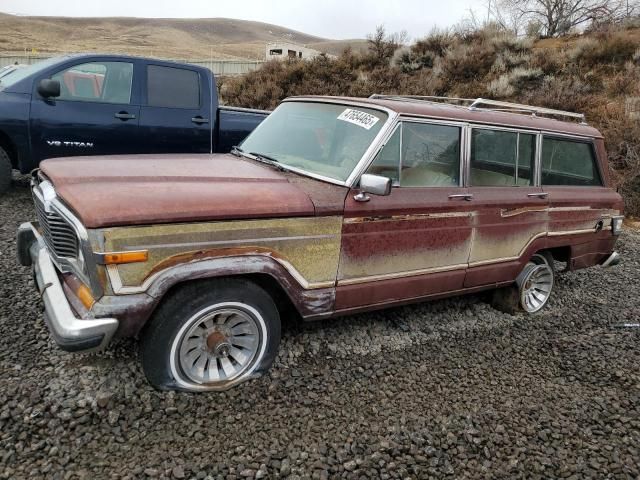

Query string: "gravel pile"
[1, 179, 639, 479]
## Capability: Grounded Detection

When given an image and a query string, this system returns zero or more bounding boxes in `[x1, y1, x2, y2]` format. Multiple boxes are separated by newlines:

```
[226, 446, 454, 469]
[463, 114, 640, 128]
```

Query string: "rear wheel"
[517, 252, 554, 313]
[140, 278, 281, 392]
[492, 251, 555, 314]
[0, 146, 12, 195]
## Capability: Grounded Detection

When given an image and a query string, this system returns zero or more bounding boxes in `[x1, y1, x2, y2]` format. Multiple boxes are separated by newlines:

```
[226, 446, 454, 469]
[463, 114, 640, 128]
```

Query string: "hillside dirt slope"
[0, 13, 363, 59]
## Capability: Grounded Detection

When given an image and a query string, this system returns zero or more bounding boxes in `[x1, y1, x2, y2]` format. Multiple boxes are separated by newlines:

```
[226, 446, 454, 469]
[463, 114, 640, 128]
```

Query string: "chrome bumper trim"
[601, 251, 620, 268]
[19, 222, 118, 352]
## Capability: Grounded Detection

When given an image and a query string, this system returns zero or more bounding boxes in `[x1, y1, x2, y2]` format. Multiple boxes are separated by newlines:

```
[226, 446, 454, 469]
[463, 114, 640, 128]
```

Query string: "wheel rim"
[170, 303, 267, 389]
[519, 263, 554, 313]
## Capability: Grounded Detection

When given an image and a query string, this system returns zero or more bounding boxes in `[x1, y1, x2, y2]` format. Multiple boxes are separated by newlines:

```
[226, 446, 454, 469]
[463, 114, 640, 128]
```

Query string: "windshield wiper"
[230, 145, 245, 157]
[248, 152, 286, 171]
[249, 152, 280, 163]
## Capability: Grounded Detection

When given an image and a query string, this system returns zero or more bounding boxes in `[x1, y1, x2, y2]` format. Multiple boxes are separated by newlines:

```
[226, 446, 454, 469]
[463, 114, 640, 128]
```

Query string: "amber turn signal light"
[76, 283, 95, 310]
[97, 250, 149, 265]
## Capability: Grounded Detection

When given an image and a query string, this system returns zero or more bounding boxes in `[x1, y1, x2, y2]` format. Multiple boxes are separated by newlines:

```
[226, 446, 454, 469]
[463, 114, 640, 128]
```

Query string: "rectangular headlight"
[611, 216, 624, 235]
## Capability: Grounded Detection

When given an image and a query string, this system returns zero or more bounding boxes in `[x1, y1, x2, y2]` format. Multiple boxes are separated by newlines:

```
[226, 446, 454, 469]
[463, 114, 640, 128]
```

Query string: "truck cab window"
[51, 62, 133, 104]
[147, 65, 200, 109]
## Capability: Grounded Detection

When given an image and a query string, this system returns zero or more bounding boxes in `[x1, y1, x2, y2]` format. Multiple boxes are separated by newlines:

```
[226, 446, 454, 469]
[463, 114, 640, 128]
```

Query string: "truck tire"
[0, 147, 11, 195]
[140, 278, 281, 392]
[492, 252, 555, 314]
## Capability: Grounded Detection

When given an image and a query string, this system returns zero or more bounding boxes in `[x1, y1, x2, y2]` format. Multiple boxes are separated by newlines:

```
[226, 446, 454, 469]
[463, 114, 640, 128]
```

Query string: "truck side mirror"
[354, 173, 392, 202]
[37, 79, 60, 99]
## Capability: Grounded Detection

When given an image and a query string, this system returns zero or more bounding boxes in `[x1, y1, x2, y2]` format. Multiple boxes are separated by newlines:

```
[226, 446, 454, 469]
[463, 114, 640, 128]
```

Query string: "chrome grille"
[33, 191, 79, 260]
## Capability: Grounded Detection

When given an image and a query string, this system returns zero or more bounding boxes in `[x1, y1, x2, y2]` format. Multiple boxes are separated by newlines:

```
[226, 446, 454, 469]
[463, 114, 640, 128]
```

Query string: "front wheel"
[0, 146, 12, 196]
[140, 279, 281, 392]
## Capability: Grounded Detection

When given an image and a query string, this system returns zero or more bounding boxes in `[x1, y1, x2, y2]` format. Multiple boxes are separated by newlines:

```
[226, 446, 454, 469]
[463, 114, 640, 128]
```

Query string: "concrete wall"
[0, 55, 265, 76]
[265, 42, 326, 61]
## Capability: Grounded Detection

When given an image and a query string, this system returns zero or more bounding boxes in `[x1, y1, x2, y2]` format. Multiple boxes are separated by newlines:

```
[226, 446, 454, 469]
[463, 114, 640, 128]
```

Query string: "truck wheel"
[140, 278, 281, 392]
[492, 252, 555, 314]
[0, 147, 12, 195]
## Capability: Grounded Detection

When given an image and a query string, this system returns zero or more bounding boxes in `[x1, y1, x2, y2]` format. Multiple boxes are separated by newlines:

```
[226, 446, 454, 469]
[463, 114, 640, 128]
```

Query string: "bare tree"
[492, 0, 631, 37]
[367, 25, 409, 62]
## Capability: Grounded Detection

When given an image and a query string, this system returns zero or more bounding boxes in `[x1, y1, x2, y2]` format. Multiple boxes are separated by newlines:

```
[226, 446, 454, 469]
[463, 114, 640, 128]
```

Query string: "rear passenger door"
[138, 63, 212, 154]
[541, 135, 612, 239]
[336, 120, 475, 312]
[464, 127, 549, 287]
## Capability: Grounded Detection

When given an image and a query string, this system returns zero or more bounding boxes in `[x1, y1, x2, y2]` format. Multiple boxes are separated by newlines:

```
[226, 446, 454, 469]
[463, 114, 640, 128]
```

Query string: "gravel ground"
[1, 178, 639, 480]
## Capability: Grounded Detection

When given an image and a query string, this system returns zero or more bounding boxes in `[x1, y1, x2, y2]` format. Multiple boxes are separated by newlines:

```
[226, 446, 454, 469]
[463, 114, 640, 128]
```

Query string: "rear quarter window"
[541, 137, 601, 186]
[147, 65, 200, 109]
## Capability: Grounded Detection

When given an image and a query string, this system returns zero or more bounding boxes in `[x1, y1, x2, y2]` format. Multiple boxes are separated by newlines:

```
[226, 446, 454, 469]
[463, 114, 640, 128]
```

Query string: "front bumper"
[17, 222, 118, 352]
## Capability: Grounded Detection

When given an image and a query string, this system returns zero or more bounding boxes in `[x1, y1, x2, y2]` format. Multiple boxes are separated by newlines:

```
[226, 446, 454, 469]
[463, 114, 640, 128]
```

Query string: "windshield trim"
[264, 98, 399, 187]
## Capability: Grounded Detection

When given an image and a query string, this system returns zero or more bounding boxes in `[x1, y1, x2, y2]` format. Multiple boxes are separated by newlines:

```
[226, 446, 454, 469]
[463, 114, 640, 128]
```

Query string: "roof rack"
[368, 95, 587, 124]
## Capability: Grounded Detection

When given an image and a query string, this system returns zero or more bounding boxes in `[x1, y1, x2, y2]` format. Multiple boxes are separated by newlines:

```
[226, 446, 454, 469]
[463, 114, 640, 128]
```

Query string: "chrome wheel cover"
[519, 261, 554, 313]
[170, 302, 268, 391]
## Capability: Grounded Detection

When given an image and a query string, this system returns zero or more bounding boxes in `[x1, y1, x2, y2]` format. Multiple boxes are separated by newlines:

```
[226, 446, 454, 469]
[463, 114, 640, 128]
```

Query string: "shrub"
[529, 48, 564, 75]
[440, 43, 497, 83]
[507, 67, 544, 91]
[487, 75, 515, 97]
[491, 51, 530, 73]
[412, 28, 454, 57]
[598, 103, 640, 215]
[489, 34, 533, 54]
[605, 63, 640, 96]
[571, 33, 638, 66]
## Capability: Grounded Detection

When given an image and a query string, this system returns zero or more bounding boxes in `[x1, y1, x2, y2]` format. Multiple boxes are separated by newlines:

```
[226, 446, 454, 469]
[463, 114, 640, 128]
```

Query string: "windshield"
[0, 57, 64, 89]
[240, 101, 388, 183]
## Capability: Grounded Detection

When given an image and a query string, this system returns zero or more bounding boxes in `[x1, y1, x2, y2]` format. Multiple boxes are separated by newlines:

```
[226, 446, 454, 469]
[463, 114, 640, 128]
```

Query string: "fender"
[113, 254, 335, 319]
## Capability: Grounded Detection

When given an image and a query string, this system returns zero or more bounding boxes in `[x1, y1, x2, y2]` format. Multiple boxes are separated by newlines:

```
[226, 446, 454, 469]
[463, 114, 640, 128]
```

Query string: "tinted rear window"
[541, 137, 601, 186]
[147, 65, 200, 108]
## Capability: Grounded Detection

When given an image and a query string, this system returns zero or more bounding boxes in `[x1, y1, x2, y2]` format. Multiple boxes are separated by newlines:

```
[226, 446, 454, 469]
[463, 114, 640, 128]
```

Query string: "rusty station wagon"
[17, 95, 624, 392]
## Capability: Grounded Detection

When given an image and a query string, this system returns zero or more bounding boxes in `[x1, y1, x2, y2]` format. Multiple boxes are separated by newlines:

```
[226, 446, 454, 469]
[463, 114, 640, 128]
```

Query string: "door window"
[147, 65, 200, 109]
[469, 129, 535, 186]
[51, 62, 133, 104]
[541, 137, 601, 186]
[367, 121, 461, 187]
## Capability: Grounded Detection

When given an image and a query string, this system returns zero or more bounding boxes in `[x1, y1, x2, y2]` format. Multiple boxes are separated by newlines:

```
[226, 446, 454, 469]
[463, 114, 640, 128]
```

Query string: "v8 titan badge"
[337, 109, 380, 130]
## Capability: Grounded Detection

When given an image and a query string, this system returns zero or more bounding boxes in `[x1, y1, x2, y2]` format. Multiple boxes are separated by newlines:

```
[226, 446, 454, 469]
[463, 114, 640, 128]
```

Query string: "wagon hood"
[39, 154, 345, 228]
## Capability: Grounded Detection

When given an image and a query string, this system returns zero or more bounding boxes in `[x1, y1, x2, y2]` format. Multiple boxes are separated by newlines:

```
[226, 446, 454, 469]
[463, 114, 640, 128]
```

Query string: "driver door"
[335, 120, 475, 312]
[30, 60, 141, 162]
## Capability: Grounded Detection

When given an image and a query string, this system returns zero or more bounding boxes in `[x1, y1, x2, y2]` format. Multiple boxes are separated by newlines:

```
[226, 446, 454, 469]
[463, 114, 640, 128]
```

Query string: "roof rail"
[368, 94, 587, 124]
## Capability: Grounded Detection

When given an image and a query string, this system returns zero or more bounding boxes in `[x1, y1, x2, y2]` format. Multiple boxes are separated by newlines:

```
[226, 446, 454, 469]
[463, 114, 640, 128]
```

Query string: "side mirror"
[354, 173, 392, 202]
[37, 79, 60, 99]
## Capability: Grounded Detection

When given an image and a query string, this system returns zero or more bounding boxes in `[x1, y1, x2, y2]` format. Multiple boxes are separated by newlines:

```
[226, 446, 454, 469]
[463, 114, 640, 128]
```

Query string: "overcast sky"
[1, 0, 482, 40]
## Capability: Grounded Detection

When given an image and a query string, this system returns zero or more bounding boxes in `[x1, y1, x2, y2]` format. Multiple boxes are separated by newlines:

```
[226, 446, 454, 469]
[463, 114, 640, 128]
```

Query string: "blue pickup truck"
[0, 54, 268, 194]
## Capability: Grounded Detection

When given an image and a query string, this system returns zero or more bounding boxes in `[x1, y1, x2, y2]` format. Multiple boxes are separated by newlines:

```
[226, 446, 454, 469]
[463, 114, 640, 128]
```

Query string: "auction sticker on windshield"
[337, 109, 380, 130]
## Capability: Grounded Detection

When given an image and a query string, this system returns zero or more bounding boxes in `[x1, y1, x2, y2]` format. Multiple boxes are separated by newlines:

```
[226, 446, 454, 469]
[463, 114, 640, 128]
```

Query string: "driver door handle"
[448, 193, 474, 201]
[192, 116, 209, 124]
[527, 192, 549, 198]
[114, 111, 136, 120]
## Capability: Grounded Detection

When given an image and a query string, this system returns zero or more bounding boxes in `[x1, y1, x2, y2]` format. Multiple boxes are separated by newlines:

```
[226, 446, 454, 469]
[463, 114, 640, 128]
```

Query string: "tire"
[140, 278, 281, 392]
[0, 146, 12, 196]
[492, 251, 555, 314]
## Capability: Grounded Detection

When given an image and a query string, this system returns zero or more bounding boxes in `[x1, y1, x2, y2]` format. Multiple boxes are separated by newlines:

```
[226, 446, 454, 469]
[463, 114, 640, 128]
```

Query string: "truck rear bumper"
[17, 222, 119, 352]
